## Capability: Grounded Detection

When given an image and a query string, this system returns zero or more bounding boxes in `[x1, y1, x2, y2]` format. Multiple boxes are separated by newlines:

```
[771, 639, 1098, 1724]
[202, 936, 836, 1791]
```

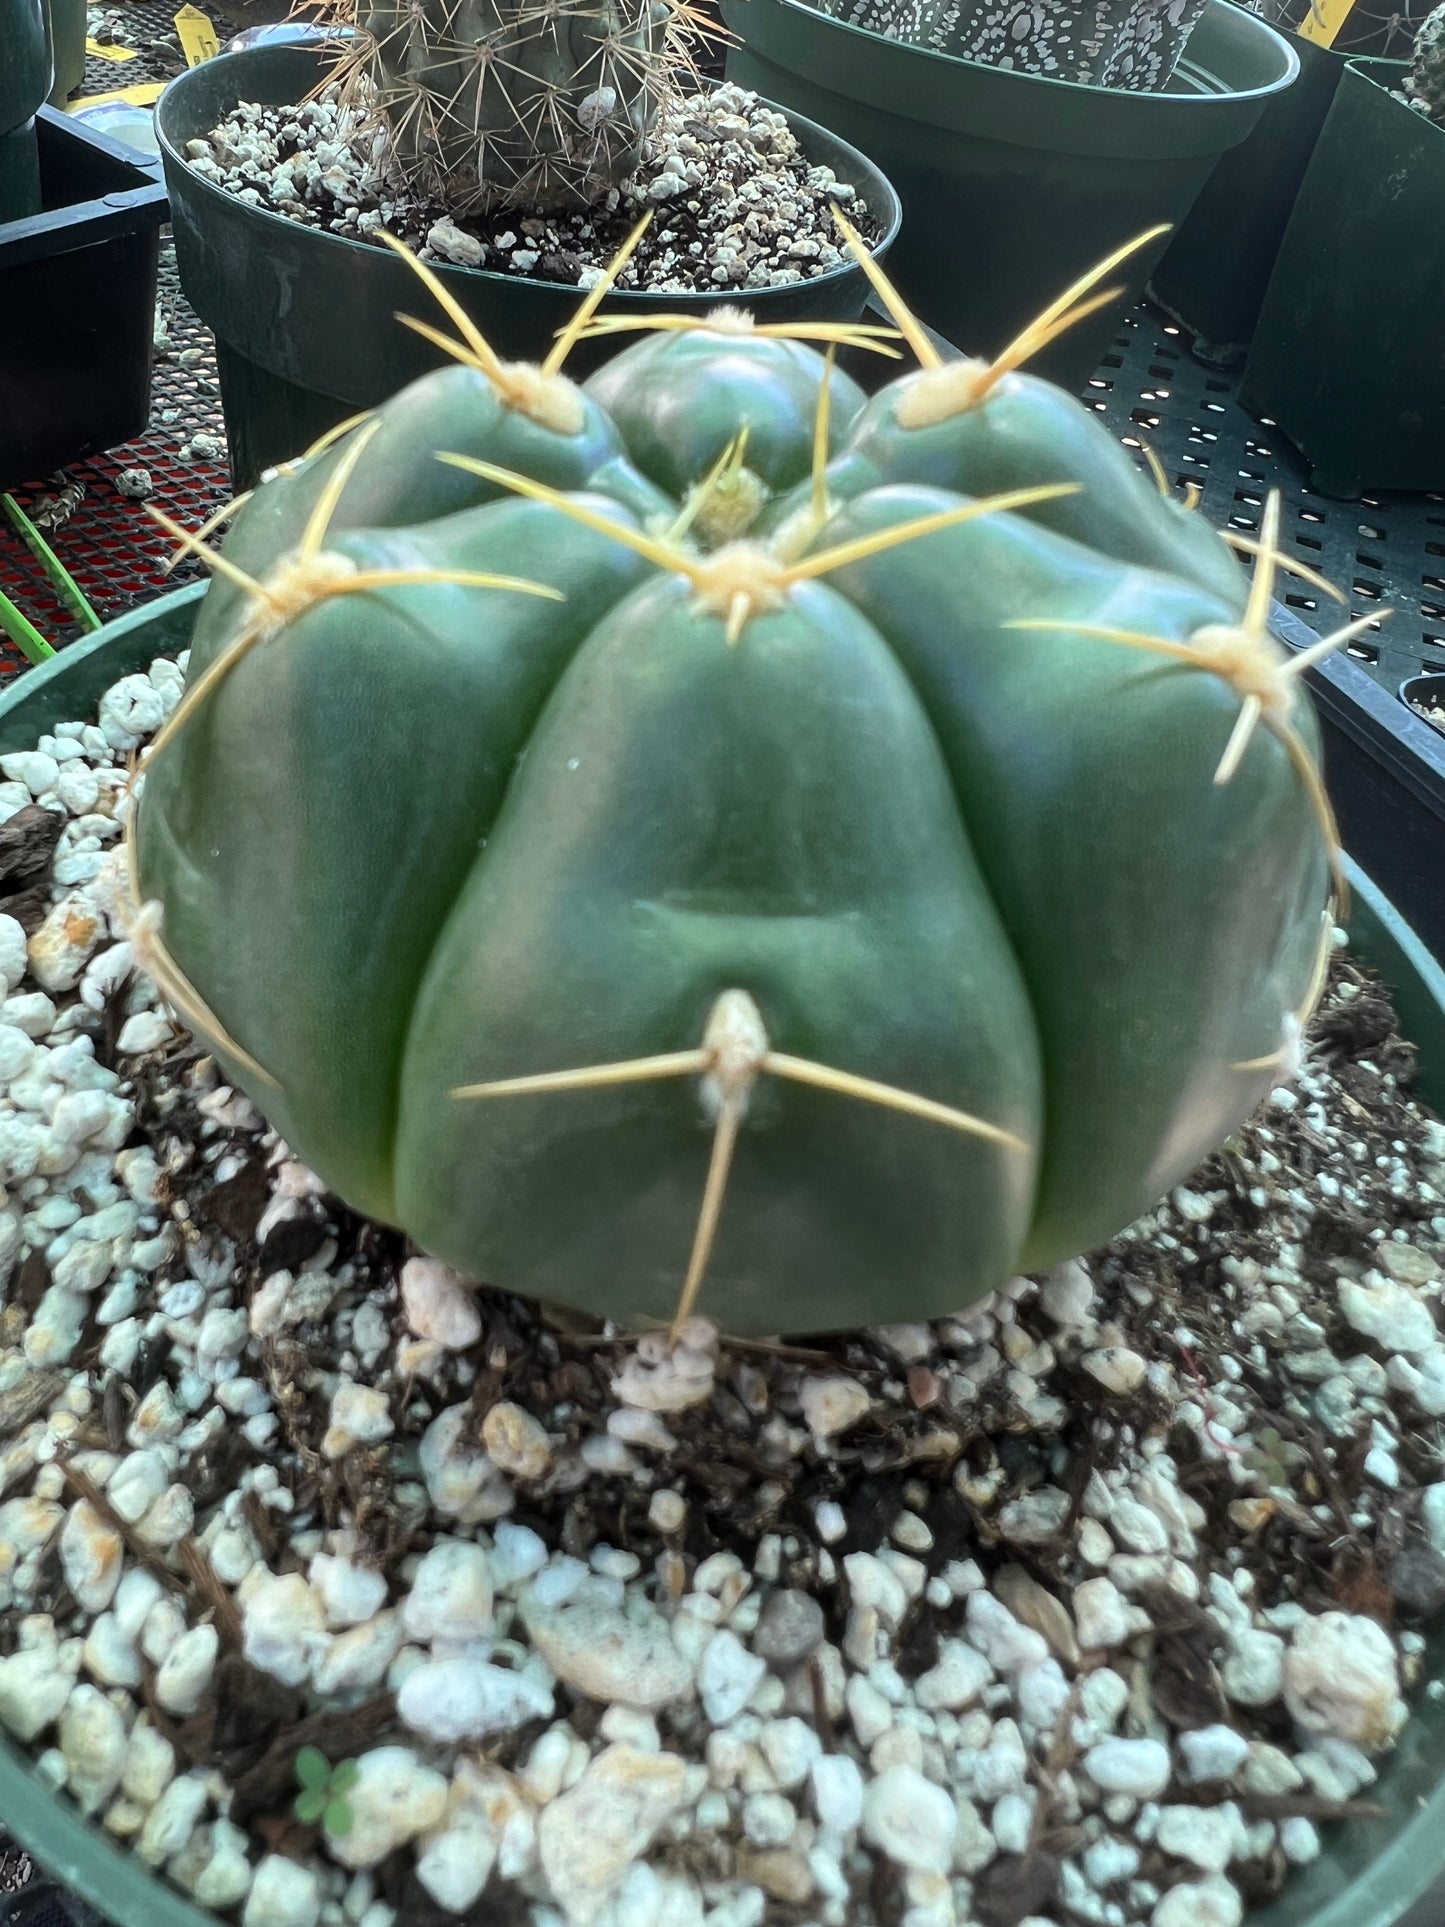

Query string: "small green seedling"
[292, 1747, 358, 1836]
[1243, 1425, 1306, 1491]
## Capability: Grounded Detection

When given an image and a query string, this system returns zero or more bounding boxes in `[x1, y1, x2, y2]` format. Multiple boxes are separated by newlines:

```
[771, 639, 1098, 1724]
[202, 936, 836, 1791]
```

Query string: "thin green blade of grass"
[1, 494, 101, 633]
[0, 586, 57, 666]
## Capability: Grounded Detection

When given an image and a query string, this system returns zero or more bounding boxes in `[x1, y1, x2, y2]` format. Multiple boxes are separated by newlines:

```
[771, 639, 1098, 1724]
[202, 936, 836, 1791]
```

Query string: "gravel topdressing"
[0, 651, 1444, 1927]
[181, 82, 882, 296]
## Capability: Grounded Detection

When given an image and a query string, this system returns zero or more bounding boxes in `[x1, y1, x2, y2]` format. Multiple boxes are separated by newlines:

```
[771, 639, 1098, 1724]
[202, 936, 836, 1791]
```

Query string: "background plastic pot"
[1145, 36, 1393, 360]
[0, 0, 51, 222]
[44, 0, 87, 106]
[156, 44, 902, 491]
[1, 582, 1445, 1923]
[1239, 58, 1445, 497]
[721, 0, 1298, 390]
[0, 109, 169, 491]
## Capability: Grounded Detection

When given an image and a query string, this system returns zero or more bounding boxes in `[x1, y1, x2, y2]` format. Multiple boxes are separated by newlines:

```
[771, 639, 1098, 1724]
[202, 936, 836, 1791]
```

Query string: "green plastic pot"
[722, 0, 1299, 390]
[0, 0, 51, 221]
[1145, 34, 1381, 360]
[1239, 58, 1445, 498]
[1, 584, 1444, 1921]
[155, 45, 903, 492]
[44, 0, 86, 104]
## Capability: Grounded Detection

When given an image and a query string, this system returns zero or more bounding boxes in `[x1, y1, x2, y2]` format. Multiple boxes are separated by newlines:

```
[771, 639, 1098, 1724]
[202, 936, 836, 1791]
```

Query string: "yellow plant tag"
[70, 81, 167, 111]
[174, 5, 222, 64]
[85, 35, 138, 60]
[1296, 0, 1356, 46]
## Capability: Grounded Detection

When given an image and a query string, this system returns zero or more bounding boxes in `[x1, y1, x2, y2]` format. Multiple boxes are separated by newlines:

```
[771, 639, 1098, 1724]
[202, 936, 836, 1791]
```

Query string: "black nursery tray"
[0, 107, 169, 490]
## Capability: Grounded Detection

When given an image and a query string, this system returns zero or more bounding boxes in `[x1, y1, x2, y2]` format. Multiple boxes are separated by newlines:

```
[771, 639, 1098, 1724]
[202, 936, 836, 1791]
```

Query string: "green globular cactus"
[132, 240, 1356, 1338]
[344, 0, 684, 211]
[1410, 2, 1445, 125]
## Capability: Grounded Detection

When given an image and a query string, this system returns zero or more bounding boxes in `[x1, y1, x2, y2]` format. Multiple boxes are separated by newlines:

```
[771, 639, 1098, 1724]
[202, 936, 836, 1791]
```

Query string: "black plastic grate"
[1085, 305, 1445, 694]
[82, 3, 241, 94]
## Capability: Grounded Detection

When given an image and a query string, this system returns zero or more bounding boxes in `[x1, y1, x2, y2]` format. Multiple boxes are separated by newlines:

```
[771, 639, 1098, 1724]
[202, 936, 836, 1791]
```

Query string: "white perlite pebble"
[243, 1572, 328, 1687]
[398, 1654, 554, 1743]
[536, 1742, 691, 1926]
[482, 1401, 553, 1480]
[811, 1751, 865, 1834]
[401, 1539, 494, 1645]
[400, 1255, 481, 1350]
[58, 1501, 123, 1613]
[323, 1380, 394, 1457]
[1155, 1802, 1245, 1872]
[415, 1812, 498, 1913]
[58, 1684, 126, 1813]
[1083, 1738, 1173, 1799]
[861, 1764, 957, 1874]
[914, 1639, 993, 1710]
[1337, 1276, 1437, 1357]
[0, 915, 27, 991]
[155, 1623, 219, 1717]
[325, 1747, 450, 1870]
[1222, 1629, 1285, 1707]
[798, 1373, 871, 1438]
[1081, 1347, 1148, 1394]
[1178, 1725, 1251, 1784]
[1281, 1611, 1406, 1749]
[311, 1552, 388, 1628]
[527, 1596, 692, 1709]
[698, 1628, 767, 1724]
[0, 1647, 75, 1743]
[28, 895, 104, 992]
[1151, 1874, 1243, 1927]
[1073, 1576, 1133, 1650]
[243, 1854, 324, 1927]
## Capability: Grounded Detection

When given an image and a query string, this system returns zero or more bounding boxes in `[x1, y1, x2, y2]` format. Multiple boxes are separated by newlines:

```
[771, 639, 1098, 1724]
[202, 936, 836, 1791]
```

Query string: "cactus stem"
[575, 313, 905, 358]
[450, 984, 1026, 1333]
[541, 212, 652, 375]
[831, 204, 941, 370]
[811, 346, 836, 531]
[301, 420, 385, 560]
[146, 495, 560, 764]
[665, 430, 751, 544]
[440, 452, 694, 572]
[784, 482, 1081, 581]
[1230, 910, 1334, 1080]
[302, 410, 377, 464]
[383, 231, 587, 435]
[125, 897, 279, 1090]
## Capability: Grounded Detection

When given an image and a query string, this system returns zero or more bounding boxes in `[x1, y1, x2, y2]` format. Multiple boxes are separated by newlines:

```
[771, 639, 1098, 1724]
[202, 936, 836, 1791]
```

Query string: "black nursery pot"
[1145, 34, 1378, 360]
[1239, 58, 1445, 497]
[155, 44, 903, 492]
[0, 109, 169, 491]
[721, 0, 1298, 392]
[0, 0, 50, 221]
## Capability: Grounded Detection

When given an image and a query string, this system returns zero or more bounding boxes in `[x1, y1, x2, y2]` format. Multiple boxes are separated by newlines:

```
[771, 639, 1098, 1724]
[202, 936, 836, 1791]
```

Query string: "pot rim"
[154, 44, 903, 307]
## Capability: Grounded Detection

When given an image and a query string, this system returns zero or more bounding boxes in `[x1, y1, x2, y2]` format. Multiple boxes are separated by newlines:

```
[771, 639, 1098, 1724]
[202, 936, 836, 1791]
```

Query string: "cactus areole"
[133, 239, 1346, 1337]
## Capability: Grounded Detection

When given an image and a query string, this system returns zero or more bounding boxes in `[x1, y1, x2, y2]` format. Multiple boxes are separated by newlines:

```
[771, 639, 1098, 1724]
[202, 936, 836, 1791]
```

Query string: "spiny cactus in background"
[1409, 1, 1445, 125]
[130, 227, 1373, 1339]
[324, 0, 702, 211]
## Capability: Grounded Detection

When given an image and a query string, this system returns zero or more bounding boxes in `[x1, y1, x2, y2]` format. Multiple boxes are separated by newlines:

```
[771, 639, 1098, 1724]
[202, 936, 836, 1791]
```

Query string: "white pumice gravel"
[0, 651, 1444, 1927]
[181, 83, 880, 297]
